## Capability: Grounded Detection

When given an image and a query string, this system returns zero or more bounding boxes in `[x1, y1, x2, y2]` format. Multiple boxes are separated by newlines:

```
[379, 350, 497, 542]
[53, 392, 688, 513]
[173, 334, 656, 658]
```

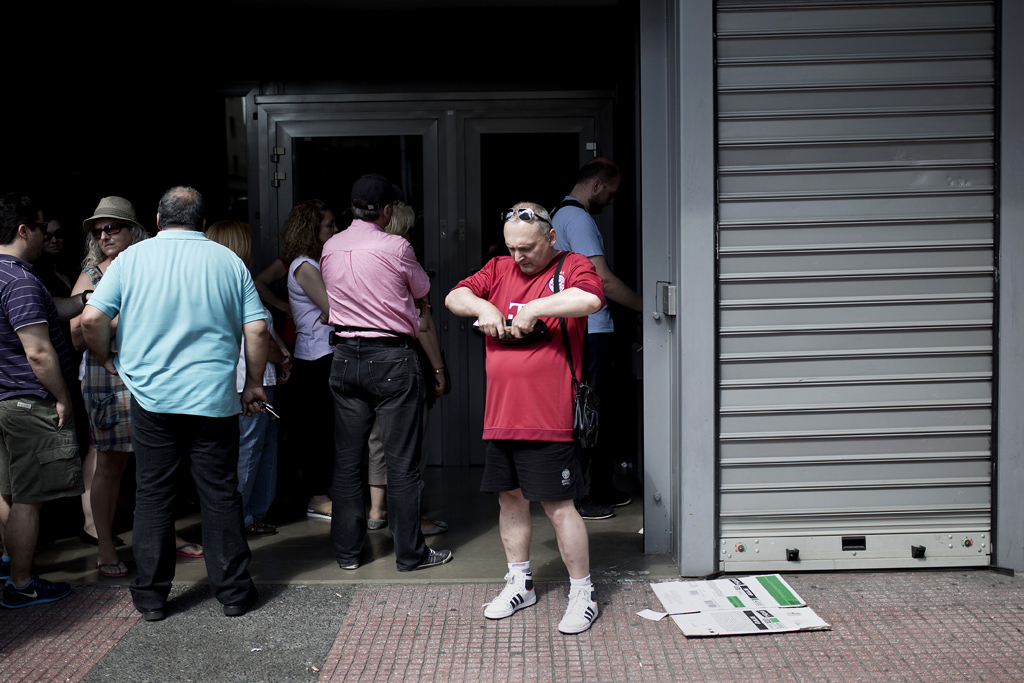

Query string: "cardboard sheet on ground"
[670, 606, 830, 637]
[651, 574, 806, 614]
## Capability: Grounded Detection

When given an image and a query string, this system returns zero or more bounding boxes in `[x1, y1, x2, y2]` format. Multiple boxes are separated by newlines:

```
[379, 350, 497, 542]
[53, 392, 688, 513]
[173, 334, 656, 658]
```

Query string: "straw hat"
[82, 196, 146, 234]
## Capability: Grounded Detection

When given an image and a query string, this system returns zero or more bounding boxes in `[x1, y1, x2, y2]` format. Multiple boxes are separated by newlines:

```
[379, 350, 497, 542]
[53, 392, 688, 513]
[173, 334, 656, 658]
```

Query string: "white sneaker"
[558, 585, 599, 634]
[484, 572, 537, 619]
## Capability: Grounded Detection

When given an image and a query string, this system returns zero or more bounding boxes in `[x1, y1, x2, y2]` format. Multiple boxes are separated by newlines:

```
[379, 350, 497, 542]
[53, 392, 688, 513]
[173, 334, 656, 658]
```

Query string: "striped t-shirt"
[0, 256, 74, 401]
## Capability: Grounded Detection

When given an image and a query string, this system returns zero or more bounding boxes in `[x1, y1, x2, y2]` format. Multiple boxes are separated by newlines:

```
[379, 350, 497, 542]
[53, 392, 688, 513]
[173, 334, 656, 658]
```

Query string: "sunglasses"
[43, 230, 64, 243]
[501, 208, 551, 225]
[91, 223, 127, 239]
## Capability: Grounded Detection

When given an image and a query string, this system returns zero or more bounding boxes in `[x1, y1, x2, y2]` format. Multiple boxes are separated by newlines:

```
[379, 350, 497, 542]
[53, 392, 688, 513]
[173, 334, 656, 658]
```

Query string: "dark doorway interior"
[479, 132, 581, 264]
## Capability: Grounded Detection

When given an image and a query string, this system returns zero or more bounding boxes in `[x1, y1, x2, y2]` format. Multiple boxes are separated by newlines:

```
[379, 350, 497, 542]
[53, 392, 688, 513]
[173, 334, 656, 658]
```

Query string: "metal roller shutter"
[715, 0, 996, 570]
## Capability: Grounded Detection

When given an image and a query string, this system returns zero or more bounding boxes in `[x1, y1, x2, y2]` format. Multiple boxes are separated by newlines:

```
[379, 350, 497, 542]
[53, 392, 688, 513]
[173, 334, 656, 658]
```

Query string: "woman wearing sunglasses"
[70, 197, 202, 577]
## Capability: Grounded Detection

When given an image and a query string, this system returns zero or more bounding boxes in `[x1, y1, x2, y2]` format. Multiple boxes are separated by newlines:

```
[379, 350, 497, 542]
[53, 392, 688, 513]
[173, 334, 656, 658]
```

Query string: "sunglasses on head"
[501, 207, 550, 225]
[91, 223, 127, 239]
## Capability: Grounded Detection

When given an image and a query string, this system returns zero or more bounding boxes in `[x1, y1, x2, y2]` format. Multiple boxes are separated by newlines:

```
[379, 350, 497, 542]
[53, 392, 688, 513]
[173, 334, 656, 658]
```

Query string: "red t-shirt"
[453, 251, 605, 441]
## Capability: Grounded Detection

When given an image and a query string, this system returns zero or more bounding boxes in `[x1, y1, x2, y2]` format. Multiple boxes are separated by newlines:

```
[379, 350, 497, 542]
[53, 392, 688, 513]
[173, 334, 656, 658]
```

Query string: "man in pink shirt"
[320, 174, 452, 572]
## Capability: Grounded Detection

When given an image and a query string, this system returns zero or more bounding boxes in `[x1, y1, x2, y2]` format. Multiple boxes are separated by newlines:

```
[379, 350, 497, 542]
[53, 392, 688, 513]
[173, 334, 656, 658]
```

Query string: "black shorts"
[481, 440, 585, 502]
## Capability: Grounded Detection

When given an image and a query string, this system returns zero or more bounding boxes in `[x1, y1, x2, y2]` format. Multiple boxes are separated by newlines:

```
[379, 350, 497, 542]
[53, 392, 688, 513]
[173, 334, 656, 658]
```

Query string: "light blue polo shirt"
[88, 230, 265, 418]
[552, 197, 614, 334]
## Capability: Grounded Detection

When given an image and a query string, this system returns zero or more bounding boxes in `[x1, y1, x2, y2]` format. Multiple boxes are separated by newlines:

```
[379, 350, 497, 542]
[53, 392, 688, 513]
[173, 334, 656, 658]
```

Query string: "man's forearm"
[445, 287, 488, 318]
[603, 274, 643, 312]
[525, 288, 603, 320]
[52, 296, 87, 322]
[242, 322, 270, 389]
[81, 306, 113, 364]
[24, 345, 72, 405]
[418, 312, 444, 371]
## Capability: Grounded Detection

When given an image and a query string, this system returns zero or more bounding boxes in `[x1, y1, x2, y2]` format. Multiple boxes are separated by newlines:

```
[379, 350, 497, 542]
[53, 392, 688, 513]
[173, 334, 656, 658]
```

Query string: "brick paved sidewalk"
[1, 571, 1022, 682]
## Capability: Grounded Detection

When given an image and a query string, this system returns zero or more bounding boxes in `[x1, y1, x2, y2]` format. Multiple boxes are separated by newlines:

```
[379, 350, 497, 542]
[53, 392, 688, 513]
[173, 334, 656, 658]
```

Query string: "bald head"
[157, 186, 205, 231]
[508, 201, 553, 238]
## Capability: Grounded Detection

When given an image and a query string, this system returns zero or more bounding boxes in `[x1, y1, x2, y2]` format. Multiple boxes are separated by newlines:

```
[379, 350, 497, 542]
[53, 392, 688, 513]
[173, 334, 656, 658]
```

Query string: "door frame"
[246, 90, 618, 468]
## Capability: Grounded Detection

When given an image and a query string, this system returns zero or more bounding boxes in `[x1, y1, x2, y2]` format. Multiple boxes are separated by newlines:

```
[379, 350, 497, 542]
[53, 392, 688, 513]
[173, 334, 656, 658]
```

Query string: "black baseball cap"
[351, 174, 397, 211]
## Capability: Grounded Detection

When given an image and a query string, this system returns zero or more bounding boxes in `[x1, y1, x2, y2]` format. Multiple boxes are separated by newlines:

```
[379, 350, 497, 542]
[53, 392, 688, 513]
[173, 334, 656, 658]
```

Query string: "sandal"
[97, 560, 128, 578]
[176, 542, 204, 558]
[306, 502, 332, 521]
[367, 517, 388, 530]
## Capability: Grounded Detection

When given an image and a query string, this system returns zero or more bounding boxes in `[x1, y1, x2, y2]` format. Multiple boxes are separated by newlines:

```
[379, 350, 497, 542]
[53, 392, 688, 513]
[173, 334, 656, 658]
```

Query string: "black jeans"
[129, 397, 254, 610]
[577, 331, 617, 502]
[289, 355, 335, 498]
[328, 340, 428, 571]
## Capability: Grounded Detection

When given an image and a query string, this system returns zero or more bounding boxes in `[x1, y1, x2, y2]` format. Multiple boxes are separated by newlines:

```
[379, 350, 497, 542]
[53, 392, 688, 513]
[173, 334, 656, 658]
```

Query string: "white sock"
[569, 574, 592, 589]
[508, 561, 531, 574]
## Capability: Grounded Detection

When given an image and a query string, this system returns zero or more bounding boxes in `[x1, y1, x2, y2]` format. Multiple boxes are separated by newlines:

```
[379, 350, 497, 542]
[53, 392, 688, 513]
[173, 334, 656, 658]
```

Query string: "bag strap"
[549, 197, 587, 219]
[551, 252, 580, 389]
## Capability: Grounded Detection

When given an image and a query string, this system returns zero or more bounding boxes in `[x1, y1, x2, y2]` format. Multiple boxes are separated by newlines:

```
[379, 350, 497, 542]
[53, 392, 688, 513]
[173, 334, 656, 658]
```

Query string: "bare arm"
[17, 323, 73, 426]
[81, 304, 118, 376]
[254, 259, 292, 318]
[51, 295, 88, 323]
[510, 288, 602, 339]
[417, 304, 446, 397]
[294, 261, 331, 317]
[240, 320, 269, 416]
[445, 287, 508, 338]
[272, 333, 292, 384]
[589, 254, 642, 313]
[69, 271, 96, 350]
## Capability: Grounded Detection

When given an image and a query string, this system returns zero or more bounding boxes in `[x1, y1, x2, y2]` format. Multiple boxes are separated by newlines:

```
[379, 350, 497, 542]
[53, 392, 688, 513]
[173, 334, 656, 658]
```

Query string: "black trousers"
[128, 397, 254, 610]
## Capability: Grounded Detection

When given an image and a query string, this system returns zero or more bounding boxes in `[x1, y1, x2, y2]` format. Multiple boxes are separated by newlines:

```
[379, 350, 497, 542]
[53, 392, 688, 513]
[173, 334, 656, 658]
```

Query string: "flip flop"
[367, 517, 388, 530]
[176, 543, 204, 558]
[307, 502, 332, 521]
[96, 560, 128, 578]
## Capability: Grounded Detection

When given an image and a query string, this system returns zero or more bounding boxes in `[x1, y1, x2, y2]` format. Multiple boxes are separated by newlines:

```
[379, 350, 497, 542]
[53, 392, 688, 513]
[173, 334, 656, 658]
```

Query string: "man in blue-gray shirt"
[82, 186, 268, 621]
[0, 193, 83, 609]
[552, 158, 642, 520]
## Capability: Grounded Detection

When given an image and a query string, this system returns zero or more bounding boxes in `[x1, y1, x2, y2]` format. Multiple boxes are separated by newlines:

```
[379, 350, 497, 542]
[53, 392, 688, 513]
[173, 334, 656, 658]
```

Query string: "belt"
[330, 332, 411, 348]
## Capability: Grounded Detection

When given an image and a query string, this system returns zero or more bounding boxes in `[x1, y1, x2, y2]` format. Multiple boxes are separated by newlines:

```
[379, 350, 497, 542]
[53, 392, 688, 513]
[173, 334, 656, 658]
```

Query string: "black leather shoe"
[223, 588, 258, 617]
[140, 608, 166, 622]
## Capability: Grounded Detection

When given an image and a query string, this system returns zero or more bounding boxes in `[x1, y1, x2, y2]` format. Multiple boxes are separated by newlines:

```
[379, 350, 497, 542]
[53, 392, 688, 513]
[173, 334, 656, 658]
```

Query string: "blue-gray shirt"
[551, 196, 614, 334]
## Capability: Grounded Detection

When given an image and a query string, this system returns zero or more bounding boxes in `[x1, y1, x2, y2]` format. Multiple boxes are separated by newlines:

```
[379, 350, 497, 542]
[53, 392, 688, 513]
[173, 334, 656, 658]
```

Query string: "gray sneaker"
[413, 548, 453, 570]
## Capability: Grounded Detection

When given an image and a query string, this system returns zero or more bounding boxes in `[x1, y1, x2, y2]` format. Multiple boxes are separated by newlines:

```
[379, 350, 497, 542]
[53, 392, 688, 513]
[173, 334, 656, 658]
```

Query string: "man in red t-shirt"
[446, 201, 605, 635]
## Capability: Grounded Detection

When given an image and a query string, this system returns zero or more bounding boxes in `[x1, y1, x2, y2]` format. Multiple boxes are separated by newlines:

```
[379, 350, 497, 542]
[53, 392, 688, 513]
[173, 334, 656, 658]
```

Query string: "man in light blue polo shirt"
[552, 158, 642, 521]
[82, 186, 268, 621]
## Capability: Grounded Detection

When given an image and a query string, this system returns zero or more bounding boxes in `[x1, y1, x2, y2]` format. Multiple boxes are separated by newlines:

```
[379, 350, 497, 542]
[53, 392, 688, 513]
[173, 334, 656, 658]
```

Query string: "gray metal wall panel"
[715, 0, 995, 570]
[996, 0, 1024, 573]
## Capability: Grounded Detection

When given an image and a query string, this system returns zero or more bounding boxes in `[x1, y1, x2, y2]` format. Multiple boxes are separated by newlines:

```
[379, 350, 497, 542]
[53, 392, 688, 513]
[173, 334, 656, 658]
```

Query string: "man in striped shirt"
[0, 193, 84, 609]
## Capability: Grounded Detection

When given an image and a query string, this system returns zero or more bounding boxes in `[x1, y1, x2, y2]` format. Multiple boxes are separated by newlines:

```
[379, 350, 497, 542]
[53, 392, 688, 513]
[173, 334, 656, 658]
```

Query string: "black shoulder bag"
[552, 252, 600, 448]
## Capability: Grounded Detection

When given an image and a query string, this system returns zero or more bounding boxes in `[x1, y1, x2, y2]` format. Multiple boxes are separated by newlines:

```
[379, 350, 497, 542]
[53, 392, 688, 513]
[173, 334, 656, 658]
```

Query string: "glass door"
[250, 96, 611, 467]
[449, 115, 600, 465]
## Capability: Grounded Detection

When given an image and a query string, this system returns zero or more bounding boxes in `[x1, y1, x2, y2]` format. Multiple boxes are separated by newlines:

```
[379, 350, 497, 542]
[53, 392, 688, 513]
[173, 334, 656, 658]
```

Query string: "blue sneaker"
[1, 577, 72, 609]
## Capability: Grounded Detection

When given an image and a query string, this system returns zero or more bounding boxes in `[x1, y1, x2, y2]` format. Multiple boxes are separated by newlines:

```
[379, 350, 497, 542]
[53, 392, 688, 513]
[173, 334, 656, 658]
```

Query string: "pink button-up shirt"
[320, 219, 430, 338]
